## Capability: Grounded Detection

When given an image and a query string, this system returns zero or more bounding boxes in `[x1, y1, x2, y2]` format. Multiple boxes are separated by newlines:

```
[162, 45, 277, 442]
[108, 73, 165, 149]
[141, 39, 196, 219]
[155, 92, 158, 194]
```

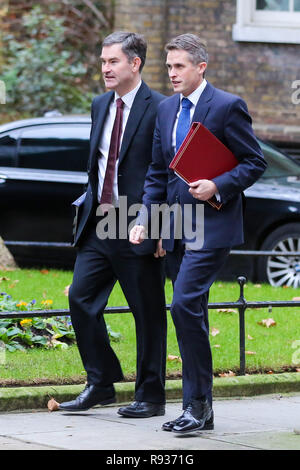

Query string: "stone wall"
[114, 0, 300, 146]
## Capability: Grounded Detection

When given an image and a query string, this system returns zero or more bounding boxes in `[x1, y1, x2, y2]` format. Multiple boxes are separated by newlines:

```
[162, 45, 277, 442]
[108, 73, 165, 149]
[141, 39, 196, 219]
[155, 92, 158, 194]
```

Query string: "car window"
[260, 141, 300, 178]
[18, 124, 90, 172]
[0, 130, 19, 167]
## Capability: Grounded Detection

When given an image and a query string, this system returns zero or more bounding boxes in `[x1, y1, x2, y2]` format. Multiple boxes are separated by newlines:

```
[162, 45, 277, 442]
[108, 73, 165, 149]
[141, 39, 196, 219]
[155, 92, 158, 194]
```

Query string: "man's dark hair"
[102, 31, 147, 72]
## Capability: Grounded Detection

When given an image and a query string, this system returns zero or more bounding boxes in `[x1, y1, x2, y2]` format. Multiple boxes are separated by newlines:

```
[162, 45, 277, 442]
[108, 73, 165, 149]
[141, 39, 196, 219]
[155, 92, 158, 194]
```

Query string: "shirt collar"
[181, 79, 207, 107]
[114, 80, 142, 109]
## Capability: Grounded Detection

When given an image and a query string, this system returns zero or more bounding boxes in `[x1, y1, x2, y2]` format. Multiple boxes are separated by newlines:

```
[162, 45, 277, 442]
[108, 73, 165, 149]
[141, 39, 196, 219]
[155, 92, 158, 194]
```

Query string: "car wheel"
[257, 223, 300, 288]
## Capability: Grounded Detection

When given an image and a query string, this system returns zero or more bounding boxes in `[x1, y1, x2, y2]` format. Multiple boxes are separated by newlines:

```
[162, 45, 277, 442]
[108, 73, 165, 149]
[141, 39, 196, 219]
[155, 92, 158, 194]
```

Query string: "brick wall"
[114, 0, 300, 145]
[114, 0, 169, 94]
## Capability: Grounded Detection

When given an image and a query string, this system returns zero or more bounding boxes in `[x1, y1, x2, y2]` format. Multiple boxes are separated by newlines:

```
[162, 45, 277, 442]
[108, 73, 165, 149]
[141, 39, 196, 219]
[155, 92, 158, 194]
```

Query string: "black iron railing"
[4, 240, 300, 257]
[1, 274, 299, 375]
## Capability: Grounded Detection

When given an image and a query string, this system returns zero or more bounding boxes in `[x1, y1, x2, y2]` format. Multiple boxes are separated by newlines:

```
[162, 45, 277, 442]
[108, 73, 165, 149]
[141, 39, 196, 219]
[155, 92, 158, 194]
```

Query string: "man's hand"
[154, 238, 166, 258]
[189, 179, 217, 200]
[129, 225, 146, 244]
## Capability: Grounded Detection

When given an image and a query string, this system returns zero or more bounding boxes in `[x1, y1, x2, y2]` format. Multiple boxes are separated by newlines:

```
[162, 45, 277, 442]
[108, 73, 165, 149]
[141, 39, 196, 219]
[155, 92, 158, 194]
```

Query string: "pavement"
[0, 394, 299, 451]
[0, 373, 300, 451]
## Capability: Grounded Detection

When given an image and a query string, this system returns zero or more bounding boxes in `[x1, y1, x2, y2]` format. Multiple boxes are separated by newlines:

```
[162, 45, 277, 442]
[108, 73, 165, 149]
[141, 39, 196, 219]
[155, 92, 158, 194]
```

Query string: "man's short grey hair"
[102, 31, 147, 72]
[165, 33, 208, 65]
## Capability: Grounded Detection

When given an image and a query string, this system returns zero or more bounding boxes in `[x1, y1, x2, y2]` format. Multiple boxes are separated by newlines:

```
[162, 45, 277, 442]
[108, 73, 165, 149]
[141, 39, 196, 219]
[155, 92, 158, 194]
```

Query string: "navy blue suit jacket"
[140, 81, 267, 250]
[73, 81, 165, 254]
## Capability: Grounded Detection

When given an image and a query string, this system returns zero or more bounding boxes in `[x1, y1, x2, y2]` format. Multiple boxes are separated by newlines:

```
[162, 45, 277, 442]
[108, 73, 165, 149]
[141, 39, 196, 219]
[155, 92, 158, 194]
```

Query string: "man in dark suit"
[130, 34, 267, 433]
[59, 32, 167, 418]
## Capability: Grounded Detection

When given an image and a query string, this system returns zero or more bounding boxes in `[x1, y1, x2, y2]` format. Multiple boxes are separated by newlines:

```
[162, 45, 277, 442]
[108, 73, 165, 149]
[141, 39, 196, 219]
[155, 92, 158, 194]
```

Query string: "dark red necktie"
[100, 97, 124, 207]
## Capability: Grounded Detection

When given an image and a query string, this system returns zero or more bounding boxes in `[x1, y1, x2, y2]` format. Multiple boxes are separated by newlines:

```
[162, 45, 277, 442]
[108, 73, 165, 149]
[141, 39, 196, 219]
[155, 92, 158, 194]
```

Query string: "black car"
[0, 115, 90, 268]
[219, 140, 300, 288]
[0, 116, 300, 287]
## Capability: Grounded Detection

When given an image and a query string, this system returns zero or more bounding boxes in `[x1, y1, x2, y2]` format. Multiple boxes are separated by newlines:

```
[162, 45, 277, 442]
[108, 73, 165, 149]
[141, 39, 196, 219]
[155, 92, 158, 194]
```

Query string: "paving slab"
[0, 435, 53, 450]
[0, 394, 299, 451]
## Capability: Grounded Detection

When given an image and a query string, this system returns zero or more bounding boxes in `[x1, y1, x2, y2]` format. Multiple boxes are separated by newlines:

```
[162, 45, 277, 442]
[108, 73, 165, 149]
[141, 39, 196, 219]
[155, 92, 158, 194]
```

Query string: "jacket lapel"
[118, 81, 151, 166]
[192, 81, 214, 124]
[165, 94, 180, 157]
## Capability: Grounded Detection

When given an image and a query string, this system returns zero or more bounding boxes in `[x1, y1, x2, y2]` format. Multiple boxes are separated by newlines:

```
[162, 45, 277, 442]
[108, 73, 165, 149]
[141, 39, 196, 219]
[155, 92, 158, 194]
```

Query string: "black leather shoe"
[118, 401, 165, 418]
[58, 384, 116, 412]
[162, 410, 214, 432]
[171, 398, 213, 434]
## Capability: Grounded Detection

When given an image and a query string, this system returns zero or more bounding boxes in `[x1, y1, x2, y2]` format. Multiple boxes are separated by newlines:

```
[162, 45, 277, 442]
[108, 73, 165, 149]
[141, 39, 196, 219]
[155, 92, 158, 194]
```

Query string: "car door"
[0, 128, 20, 241]
[0, 123, 90, 266]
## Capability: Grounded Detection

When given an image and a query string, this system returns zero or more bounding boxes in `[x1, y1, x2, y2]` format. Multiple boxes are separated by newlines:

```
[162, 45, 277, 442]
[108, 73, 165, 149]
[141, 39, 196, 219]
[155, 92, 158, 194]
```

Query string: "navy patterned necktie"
[176, 97, 193, 152]
[100, 97, 124, 206]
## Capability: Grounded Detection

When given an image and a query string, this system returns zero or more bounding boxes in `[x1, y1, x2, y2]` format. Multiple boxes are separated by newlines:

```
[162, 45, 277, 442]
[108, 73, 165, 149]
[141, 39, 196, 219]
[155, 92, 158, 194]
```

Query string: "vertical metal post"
[237, 276, 247, 375]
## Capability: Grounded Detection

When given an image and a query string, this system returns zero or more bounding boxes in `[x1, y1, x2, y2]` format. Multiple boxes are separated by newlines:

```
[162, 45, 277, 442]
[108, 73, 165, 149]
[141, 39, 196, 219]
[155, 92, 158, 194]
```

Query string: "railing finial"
[237, 276, 247, 300]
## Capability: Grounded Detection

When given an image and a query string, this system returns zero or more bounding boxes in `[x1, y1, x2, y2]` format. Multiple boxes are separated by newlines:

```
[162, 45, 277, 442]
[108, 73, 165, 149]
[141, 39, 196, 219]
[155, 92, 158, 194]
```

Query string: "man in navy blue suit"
[59, 32, 167, 418]
[130, 33, 267, 434]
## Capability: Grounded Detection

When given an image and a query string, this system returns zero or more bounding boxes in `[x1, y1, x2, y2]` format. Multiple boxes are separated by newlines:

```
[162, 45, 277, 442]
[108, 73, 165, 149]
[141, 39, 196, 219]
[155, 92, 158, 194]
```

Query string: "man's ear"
[197, 61, 207, 77]
[132, 56, 142, 72]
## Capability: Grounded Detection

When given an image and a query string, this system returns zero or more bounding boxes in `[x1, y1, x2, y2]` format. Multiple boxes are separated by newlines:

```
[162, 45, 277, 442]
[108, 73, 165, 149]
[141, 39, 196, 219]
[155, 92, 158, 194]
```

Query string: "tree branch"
[80, 0, 109, 27]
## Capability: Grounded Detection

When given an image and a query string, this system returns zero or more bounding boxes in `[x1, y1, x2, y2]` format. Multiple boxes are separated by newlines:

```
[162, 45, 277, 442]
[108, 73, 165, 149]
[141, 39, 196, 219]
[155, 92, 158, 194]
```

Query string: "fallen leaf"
[167, 355, 182, 363]
[9, 280, 19, 288]
[254, 284, 262, 288]
[219, 370, 236, 377]
[217, 308, 237, 314]
[258, 318, 277, 328]
[40, 269, 49, 275]
[247, 334, 254, 340]
[245, 351, 256, 355]
[0, 277, 10, 282]
[63, 285, 70, 296]
[213, 344, 221, 348]
[267, 370, 274, 374]
[47, 398, 60, 411]
[211, 327, 220, 337]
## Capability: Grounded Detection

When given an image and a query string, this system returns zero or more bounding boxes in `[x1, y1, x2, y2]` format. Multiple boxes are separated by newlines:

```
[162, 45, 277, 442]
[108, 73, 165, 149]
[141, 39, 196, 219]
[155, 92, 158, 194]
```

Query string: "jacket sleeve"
[212, 97, 267, 204]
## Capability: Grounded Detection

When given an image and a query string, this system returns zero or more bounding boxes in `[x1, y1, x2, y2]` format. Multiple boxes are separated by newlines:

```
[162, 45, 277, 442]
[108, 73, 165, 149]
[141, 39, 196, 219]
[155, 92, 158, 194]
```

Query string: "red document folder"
[169, 122, 238, 209]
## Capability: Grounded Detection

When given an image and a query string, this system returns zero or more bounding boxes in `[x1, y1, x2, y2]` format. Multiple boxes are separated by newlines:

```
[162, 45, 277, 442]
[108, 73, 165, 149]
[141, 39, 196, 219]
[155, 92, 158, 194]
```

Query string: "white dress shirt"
[97, 80, 142, 205]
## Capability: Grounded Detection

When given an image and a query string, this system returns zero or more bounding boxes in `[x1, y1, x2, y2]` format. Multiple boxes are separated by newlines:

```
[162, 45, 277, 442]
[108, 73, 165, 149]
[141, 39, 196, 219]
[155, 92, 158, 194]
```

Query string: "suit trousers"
[166, 242, 230, 408]
[69, 216, 167, 404]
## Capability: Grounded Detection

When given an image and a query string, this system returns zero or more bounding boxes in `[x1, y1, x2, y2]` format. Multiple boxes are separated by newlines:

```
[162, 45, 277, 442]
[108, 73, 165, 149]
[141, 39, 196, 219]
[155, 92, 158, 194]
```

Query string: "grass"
[0, 268, 299, 385]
